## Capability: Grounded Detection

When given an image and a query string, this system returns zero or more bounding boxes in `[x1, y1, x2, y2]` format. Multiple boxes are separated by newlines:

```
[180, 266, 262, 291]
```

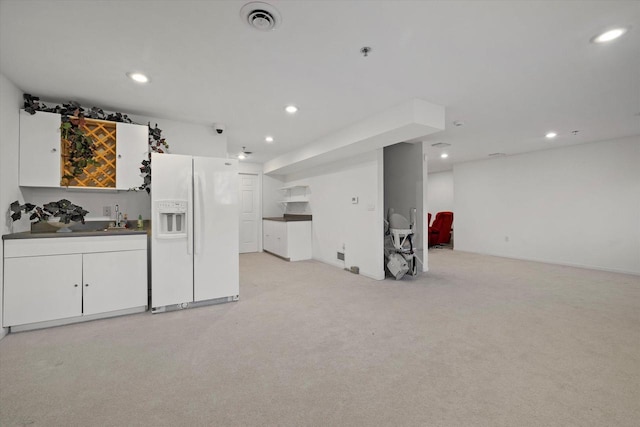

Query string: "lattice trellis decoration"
[61, 118, 117, 187]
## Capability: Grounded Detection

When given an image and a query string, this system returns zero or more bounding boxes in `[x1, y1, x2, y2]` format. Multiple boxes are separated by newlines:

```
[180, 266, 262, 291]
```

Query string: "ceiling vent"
[241, 2, 281, 31]
[431, 142, 451, 148]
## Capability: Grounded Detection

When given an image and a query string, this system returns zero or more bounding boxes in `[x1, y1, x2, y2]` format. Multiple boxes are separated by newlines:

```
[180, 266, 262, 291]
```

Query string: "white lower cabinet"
[82, 250, 148, 315]
[4, 254, 83, 326]
[263, 220, 312, 261]
[3, 235, 147, 329]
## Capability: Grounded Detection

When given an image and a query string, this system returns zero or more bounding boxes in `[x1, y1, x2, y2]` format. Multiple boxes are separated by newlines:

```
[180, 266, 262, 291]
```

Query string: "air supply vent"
[431, 142, 451, 148]
[241, 2, 281, 31]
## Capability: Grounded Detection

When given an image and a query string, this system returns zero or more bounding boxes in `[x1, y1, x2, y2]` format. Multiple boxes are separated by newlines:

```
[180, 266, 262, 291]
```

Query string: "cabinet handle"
[74, 284, 78, 287]
[117, 154, 122, 158]
[51, 148, 57, 153]
[85, 284, 89, 287]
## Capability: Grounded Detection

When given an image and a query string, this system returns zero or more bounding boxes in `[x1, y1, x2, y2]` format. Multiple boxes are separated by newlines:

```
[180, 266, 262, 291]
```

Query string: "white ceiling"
[1, 0, 638, 172]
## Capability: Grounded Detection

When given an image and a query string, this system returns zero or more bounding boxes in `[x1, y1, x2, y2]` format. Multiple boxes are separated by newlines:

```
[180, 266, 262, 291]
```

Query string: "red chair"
[429, 211, 453, 247]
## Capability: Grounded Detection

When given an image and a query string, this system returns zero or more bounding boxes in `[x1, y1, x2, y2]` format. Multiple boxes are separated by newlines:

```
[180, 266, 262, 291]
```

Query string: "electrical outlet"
[103, 206, 112, 217]
[351, 196, 358, 204]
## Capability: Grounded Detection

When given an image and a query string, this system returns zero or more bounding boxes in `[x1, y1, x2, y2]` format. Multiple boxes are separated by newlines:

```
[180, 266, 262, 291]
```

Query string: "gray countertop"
[2, 219, 150, 240]
[263, 214, 312, 222]
[3, 229, 148, 240]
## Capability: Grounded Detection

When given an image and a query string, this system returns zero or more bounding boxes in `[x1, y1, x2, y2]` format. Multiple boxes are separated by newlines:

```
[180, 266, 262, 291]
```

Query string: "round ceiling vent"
[240, 2, 281, 31]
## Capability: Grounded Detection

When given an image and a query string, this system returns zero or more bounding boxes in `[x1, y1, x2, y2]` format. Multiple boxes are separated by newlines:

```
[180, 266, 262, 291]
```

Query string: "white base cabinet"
[263, 220, 312, 261]
[3, 235, 148, 329]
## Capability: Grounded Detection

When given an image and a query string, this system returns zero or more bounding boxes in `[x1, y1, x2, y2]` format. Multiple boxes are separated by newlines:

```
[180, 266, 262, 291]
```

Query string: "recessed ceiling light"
[126, 72, 150, 83]
[285, 105, 298, 114]
[592, 27, 629, 43]
[265, 136, 274, 143]
[440, 153, 449, 159]
[545, 132, 557, 139]
[238, 153, 246, 160]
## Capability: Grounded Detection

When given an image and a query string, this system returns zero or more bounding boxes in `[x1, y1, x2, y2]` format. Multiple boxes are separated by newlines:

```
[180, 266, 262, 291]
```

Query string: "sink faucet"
[115, 204, 122, 227]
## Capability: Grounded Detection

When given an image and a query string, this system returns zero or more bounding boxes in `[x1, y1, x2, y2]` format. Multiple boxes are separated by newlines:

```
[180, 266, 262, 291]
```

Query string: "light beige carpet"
[0, 250, 638, 426]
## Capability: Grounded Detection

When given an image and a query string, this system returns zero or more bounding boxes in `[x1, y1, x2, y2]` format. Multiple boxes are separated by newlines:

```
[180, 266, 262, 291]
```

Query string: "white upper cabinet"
[19, 109, 62, 187]
[116, 122, 149, 190]
[18, 109, 148, 190]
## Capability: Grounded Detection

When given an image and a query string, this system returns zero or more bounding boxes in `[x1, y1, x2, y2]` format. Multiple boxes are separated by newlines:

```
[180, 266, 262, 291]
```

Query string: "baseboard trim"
[9, 306, 148, 333]
[453, 249, 640, 276]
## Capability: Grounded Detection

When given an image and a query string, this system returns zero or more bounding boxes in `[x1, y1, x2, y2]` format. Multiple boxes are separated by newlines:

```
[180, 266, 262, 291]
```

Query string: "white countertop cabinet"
[263, 220, 312, 261]
[3, 235, 148, 330]
[4, 253, 83, 326]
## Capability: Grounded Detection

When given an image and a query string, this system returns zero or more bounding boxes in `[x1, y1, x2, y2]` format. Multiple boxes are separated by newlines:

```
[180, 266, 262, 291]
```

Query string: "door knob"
[74, 284, 78, 287]
[117, 154, 122, 158]
[51, 148, 57, 153]
[85, 284, 89, 287]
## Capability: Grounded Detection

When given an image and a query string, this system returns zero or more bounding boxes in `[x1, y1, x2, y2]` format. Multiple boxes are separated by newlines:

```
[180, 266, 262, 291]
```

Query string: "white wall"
[129, 113, 227, 159]
[454, 136, 640, 275]
[285, 151, 384, 280]
[384, 142, 425, 250]
[427, 170, 454, 222]
[262, 174, 284, 218]
[0, 73, 24, 337]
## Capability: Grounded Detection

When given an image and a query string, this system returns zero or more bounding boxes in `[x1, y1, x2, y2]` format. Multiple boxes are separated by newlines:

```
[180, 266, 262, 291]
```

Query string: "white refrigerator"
[151, 153, 239, 311]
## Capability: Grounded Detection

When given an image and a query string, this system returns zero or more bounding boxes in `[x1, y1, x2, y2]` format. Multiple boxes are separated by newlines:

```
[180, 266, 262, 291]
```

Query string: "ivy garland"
[23, 94, 169, 193]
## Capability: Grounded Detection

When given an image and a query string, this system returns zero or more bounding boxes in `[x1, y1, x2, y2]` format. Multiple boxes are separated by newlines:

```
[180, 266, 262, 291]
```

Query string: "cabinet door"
[3, 254, 82, 326]
[272, 221, 288, 258]
[116, 122, 149, 190]
[287, 221, 312, 261]
[82, 250, 148, 315]
[19, 110, 62, 187]
[263, 220, 275, 253]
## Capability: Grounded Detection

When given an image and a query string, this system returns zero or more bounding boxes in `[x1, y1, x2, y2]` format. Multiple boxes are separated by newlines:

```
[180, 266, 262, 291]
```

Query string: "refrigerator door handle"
[187, 172, 193, 255]
[194, 173, 205, 255]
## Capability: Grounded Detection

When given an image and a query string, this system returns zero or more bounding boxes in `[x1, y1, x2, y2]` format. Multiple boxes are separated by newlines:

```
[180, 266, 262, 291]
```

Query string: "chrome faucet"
[115, 204, 122, 227]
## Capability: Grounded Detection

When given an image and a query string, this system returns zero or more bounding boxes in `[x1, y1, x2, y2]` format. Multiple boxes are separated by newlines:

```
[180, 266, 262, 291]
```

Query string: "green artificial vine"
[23, 93, 170, 192]
[10, 199, 88, 224]
[60, 115, 100, 180]
[139, 123, 170, 193]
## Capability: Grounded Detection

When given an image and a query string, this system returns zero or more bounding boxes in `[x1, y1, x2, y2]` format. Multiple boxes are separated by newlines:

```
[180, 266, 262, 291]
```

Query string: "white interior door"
[239, 173, 259, 253]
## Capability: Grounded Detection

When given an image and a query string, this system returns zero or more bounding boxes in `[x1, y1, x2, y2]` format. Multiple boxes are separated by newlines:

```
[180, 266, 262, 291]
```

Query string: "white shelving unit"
[278, 185, 310, 213]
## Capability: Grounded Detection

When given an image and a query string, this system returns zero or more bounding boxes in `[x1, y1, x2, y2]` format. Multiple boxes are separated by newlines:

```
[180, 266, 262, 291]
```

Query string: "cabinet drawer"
[4, 235, 147, 258]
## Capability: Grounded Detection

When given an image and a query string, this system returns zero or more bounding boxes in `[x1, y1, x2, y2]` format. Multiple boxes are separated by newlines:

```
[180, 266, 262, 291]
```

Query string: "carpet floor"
[0, 249, 638, 426]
